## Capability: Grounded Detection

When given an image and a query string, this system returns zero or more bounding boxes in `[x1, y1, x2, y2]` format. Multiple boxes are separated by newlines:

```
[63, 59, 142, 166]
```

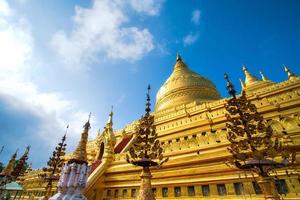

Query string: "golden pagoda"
[20, 54, 300, 200]
[156, 53, 220, 111]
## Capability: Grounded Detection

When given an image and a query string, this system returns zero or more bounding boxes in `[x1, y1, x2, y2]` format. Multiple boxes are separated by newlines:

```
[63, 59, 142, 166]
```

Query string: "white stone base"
[49, 192, 87, 200]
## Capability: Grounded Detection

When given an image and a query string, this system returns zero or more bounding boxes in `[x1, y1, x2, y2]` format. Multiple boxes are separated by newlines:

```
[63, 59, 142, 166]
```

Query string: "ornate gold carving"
[224, 73, 296, 200]
[71, 114, 91, 163]
[126, 85, 168, 200]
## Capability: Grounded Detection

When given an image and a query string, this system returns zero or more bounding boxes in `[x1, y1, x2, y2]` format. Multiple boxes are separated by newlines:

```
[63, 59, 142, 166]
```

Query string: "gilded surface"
[155, 54, 220, 111]
[20, 56, 300, 200]
[71, 114, 91, 163]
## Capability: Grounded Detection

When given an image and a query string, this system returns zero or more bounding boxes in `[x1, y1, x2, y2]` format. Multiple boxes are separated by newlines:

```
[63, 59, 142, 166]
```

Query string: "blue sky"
[0, 0, 299, 168]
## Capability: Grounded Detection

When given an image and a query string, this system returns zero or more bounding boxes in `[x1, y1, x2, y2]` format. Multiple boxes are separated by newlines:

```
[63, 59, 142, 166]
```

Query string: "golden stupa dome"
[155, 54, 221, 111]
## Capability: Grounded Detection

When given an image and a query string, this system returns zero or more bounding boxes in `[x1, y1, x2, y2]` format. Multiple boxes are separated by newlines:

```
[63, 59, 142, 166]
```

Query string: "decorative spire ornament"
[0, 150, 17, 186]
[242, 65, 259, 86]
[173, 52, 187, 71]
[0, 150, 17, 176]
[70, 113, 91, 163]
[106, 106, 113, 128]
[101, 108, 116, 160]
[176, 52, 182, 61]
[126, 85, 168, 200]
[283, 65, 297, 80]
[50, 117, 91, 200]
[224, 74, 296, 200]
[11, 146, 30, 180]
[39, 126, 68, 198]
[259, 71, 268, 81]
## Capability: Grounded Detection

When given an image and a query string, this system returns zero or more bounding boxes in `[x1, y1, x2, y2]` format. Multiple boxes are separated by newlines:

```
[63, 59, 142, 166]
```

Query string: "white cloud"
[51, 0, 161, 69]
[0, 0, 12, 16]
[0, 18, 32, 75]
[0, 0, 94, 166]
[191, 9, 201, 25]
[183, 32, 199, 46]
[128, 0, 164, 16]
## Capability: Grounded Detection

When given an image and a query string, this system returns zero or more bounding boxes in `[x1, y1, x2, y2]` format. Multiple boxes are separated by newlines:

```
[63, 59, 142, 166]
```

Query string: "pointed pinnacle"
[145, 84, 151, 115]
[88, 112, 91, 122]
[176, 52, 182, 62]
[224, 73, 236, 98]
[242, 65, 258, 86]
[107, 107, 113, 127]
[283, 64, 296, 80]
[83, 112, 91, 130]
[64, 125, 69, 137]
[259, 71, 268, 81]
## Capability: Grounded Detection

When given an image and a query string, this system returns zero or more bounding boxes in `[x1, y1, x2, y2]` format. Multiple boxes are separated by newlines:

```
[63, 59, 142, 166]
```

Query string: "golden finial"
[176, 52, 182, 62]
[239, 78, 245, 91]
[1, 150, 18, 176]
[174, 52, 187, 71]
[70, 113, 91, 164]
[107, 106, 113, 129]
[259, 71, 268, 81]
[283, 65, 297, 80]
[242, 65, 258, 86]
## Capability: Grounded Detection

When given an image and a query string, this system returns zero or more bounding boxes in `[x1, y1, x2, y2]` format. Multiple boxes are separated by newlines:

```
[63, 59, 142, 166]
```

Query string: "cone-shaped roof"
[70, 114, 91, 164]
[156, 53, 220, 111]
[242, 65, 259, 86]
[284, 65, 297, 80]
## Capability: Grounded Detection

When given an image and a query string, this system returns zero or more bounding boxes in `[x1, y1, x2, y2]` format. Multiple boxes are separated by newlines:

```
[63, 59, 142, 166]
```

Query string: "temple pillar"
[155, 187, 161, 198]
[195, 185, 202, 196]
[226, 183, 235, 195]
[257, 176, 280, 200]
[181, 186, 188, 197]
[169, 187, 174, 197]
[137, 167, 155, 200]
[210, 184, 218, 196]
[244, 181, 256, 195]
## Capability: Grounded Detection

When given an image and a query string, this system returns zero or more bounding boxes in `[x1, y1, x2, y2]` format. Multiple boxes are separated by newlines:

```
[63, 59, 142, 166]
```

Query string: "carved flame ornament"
[39, 126, 68, 196]
[126, 85, 168, 200]
[126, 85, 168, 167]
[224, 73, 296, 199]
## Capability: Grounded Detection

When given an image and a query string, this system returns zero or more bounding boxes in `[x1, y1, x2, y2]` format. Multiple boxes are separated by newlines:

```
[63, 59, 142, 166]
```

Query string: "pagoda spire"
[101, 107, 117, 160]
[174, 52, 187, 70]
[70, 113, 91, 164]
[1, 150, 18, 176]
[259, 71, 268, 81]
[176, 52, 182, 61]
[50, 116, 90, 200]
[242, 65, 259, 86]
[106, 106, 113, 129]
[283, 65, 297, 80]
